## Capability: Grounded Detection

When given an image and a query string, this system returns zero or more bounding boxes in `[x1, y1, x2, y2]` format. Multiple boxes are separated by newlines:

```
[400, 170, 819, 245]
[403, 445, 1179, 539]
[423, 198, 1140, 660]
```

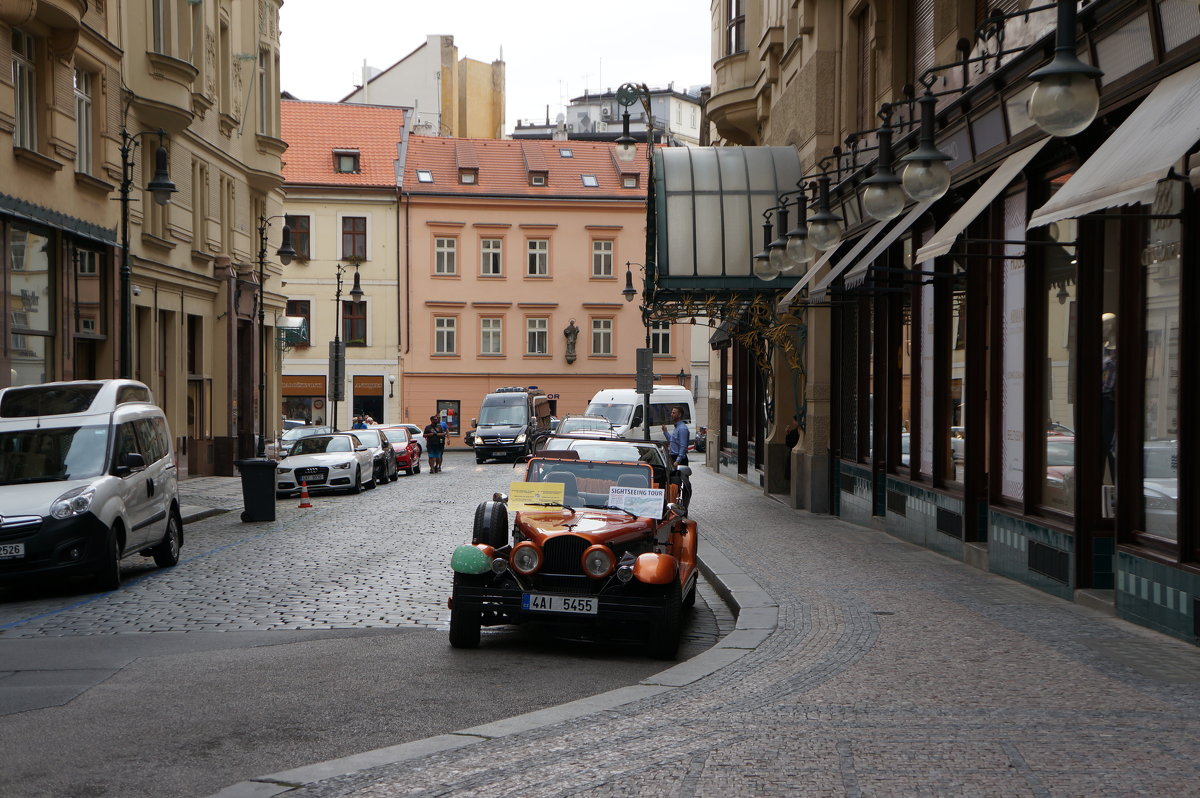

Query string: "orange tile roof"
[403, 136, 649, 198]
[281, 100, 407, 188]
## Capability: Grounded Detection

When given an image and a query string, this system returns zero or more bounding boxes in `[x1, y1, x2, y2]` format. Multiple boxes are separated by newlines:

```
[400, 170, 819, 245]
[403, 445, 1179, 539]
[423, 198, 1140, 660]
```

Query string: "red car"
[376, 425, 422, 475]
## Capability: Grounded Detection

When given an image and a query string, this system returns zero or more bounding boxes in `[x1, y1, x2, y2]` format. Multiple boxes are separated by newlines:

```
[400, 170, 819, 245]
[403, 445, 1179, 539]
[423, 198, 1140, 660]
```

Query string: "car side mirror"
[471, 418, 477, 427]
[114, 451, 146, 476]
[355, 446, 368, 452]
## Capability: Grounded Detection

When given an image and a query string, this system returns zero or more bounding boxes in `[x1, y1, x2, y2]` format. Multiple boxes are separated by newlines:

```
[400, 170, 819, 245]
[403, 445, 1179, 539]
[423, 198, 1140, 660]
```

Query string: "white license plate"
[0, 543, 25, 560]
[522, 593, 597, 615]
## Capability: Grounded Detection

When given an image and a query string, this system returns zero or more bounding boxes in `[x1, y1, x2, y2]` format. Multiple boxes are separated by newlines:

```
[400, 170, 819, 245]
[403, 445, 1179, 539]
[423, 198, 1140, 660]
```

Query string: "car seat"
[615, 472, 649, 489]
[544, 470, 580, 504]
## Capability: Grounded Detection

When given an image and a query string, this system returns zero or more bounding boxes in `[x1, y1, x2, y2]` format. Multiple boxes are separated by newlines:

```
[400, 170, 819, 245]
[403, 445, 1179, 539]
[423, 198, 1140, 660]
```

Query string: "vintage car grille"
[294, 466, 329, 483]
[533, 574, 594, 595]
[543, 535, 588, 575]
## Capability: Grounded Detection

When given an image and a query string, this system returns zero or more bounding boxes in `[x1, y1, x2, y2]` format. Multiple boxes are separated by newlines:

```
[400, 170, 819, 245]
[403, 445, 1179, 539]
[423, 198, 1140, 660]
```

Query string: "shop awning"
[807, 218, 890, 298]
[1028, 60, 1200, 230]
[917, 138, 1049, 261]
[810, 199, 934, 295]
[774, 245, 840, 311]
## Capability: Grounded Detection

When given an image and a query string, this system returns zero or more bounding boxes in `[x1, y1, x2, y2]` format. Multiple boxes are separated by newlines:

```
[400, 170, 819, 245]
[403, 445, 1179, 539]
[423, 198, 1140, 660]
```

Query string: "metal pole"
[256, 218, 267, 457]
[119, 129, 134, 379]
[331, 268, 342, 431]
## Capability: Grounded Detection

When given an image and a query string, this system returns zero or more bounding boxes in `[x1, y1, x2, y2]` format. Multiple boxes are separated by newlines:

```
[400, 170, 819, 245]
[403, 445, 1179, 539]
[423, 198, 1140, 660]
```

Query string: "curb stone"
[207, 509, 778, 798]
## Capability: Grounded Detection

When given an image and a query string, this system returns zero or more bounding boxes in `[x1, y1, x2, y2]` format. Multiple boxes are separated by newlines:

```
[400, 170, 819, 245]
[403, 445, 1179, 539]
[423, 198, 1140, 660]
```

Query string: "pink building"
[399, 137, 689, 437]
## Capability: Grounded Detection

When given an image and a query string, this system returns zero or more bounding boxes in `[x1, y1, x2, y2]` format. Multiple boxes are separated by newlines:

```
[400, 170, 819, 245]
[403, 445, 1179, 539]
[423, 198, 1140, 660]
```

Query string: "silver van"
[0, 380, 182, 591]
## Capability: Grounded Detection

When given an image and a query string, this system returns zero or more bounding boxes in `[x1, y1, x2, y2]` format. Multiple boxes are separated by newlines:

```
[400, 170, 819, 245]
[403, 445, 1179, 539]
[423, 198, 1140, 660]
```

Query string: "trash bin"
[234, 458, 278, 522]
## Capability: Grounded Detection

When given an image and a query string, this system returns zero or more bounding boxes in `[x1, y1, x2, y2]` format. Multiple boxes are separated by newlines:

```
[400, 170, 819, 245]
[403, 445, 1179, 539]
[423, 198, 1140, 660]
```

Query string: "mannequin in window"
[1100, 312, 1117, 483]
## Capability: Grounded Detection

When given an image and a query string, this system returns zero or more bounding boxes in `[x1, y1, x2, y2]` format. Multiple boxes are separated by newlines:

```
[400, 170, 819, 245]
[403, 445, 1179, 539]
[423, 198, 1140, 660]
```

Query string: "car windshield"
[558, 417, 610, 433]
[353, 430, 381, 447]
[584, 402, 634, 426]
[1144, 446, 1177, 479]
[282, 426, 327, 442]
[1046, 440, 1074, 467]
[478, 403, 527, 426]
[293, 436, 351, 455]
[0, 425, 110, 484]
[526, 459, 656, 496]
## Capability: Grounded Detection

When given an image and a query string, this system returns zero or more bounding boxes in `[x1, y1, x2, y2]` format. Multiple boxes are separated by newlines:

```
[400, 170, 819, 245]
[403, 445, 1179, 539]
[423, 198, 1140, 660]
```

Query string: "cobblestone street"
[238, 463, 1200, 798]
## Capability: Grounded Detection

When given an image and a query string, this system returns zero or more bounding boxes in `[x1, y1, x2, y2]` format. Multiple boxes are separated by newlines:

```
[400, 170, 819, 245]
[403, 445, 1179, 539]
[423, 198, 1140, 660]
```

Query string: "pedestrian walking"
[352, 416, 367, 430]
[424, 414, 446, 472]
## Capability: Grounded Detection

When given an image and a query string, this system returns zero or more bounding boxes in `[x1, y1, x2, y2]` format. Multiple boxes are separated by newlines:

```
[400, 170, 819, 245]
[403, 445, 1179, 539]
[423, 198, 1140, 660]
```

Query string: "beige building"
[341, 34, 505, 140]
[1, 0, 288, 475]
[278, 100, 406, 429]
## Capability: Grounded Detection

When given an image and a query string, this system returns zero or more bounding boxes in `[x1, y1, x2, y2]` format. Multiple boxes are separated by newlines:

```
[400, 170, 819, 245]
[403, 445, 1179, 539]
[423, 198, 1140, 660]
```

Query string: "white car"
[275, 433, 375, 496]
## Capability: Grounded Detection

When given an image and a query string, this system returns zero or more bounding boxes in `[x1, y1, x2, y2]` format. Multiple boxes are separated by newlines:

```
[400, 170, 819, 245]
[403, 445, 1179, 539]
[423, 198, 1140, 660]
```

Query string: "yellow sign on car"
[507, 481, 566, 512]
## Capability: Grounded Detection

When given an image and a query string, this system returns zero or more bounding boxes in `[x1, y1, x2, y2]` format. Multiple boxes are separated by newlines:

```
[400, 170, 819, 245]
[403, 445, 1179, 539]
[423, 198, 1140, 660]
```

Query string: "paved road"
[0, 453, 732, 798]
[222, 464, 1200, 798]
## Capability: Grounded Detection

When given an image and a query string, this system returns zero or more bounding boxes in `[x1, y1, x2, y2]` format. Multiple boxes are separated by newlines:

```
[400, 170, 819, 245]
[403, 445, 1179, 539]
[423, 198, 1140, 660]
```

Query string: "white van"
[585, 385, 697, 445]
[0, 379, 182, 592]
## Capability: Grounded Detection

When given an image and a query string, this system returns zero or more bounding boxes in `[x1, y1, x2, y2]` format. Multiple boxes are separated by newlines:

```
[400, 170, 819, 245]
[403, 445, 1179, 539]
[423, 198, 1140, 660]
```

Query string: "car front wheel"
[349, 468, 362, 494]
[647, 581, 682, 660]
[449, 575, 482, 649]
[92, 527, 123, 592]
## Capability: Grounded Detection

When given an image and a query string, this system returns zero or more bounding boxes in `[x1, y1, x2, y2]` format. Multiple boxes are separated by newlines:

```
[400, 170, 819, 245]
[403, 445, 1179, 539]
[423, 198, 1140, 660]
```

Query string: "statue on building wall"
[564, 319, 579, 364]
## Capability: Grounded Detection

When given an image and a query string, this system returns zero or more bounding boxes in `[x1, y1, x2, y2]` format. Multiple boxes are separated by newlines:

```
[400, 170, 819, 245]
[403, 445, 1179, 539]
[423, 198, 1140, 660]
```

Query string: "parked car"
[0, 379, 182, 592]
[282, 418, 307, 430]
[275, 433, 375, 496]
[386, 426, 423, 476]
[448, 449, 698, 659]
[277, 425, 333, 458]
[348, 428, 399, 484]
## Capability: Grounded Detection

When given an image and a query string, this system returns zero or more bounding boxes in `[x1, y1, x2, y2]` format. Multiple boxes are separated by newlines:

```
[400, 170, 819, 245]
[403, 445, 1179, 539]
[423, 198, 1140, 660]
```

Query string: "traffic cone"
[298, 481, 313, 508]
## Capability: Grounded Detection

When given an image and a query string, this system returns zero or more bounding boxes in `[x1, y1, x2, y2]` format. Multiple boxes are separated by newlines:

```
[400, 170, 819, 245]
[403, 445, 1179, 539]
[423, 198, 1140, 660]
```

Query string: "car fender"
[633, 551, 678, 585]
[674, 520, 698, 588]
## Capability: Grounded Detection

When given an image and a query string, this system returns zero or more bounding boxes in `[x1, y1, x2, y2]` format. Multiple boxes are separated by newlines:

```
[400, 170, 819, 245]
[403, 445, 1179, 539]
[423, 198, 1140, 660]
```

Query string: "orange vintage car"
[447, 451, 698, 659]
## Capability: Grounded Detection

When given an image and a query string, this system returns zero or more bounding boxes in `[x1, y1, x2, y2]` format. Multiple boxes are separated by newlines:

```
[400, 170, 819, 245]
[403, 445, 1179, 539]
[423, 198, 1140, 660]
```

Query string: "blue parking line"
[0, 507, 326, 633]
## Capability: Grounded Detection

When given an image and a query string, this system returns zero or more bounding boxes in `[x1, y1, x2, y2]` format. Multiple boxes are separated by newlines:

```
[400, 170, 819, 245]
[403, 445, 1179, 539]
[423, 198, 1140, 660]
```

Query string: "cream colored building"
[340, 34, 504, 140]
[278, 100, 405, 429]
[1, 0, 287, 476]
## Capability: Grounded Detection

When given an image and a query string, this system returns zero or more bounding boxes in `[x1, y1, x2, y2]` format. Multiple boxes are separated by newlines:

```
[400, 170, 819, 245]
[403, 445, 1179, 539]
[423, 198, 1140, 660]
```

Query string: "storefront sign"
[353, 375, 384, 395]
[282, 375, 327, 396]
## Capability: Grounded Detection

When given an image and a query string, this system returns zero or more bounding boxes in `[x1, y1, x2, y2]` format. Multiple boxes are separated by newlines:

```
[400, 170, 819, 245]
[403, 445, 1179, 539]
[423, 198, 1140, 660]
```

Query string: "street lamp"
[118, 128, 176, 378]
[254, 215, 296, 457]
[623, 260, 654, 442]
[330, 260, 363, 431]
[1028, 0, 1104, 137]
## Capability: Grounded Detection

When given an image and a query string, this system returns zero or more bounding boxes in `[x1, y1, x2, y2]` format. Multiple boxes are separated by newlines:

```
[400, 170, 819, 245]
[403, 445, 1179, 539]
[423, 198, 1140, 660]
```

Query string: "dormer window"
[581, 174, 599, 188]
[333, 149, 360, 174]
[623, 175, 639, 189]
[416, 169, 434, 183]
[530, 171, 547, 187]
[459, 168, 478, 184]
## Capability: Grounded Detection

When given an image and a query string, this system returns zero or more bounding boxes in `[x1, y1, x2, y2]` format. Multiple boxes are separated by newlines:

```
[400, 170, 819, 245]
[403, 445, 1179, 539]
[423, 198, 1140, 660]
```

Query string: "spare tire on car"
[472, 500, 509, 547]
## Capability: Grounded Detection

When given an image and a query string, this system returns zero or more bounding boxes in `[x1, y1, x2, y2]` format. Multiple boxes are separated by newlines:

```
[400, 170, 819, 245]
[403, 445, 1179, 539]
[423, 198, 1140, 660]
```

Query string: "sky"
[278, 0, 712, 133]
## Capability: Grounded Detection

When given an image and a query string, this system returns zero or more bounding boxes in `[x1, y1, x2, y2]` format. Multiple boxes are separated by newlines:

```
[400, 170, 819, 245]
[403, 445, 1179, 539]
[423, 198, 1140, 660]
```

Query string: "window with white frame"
[480, 317, 503, 355]
[435, 237, 457, 275]
[434, 316, 457, 355]
[650, 320, 671, 355]
[12, 29, 37, 150]
[526, 318, 548, 354]
[151, 0, 167, 53]
[481, 238, 502, 275]
[257, 49, 270, 135]
[341, 216, 366, 260]
[527, 239, 548, 276]
[74, 69, 93, 174]
[591, 318, 613, 356]
[592, 240, 613, 277]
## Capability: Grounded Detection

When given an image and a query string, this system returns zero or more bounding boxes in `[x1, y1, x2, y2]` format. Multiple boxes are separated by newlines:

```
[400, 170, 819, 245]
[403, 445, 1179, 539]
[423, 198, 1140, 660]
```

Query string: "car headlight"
[515, 432, 526, 444]
[510, 541, 542, 575]
[333, 461, 352, 470]
[277, 467, 293, 474]
[582, 545, 615, 578]
[51, 485, 96, 520]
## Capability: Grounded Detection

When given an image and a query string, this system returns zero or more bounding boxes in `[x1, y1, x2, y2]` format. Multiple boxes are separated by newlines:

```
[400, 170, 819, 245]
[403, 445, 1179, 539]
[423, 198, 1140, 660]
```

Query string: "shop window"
[1140, 184, 1182, 540]
[437, 400, 460, 435]
[999, 191, 1027, 501]
[1041, 216, 1078, 514]
[948, 263, 967, 482]
[9, 225, 54, 385]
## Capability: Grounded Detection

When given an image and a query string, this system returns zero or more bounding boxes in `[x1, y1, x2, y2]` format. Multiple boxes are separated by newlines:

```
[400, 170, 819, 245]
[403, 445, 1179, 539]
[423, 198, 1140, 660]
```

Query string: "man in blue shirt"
[661, 405, 690, 467]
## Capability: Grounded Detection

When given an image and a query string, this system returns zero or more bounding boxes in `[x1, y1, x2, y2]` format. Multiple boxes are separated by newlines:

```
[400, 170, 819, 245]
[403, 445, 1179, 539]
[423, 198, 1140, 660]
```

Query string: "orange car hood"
[516, 509, 657, 546]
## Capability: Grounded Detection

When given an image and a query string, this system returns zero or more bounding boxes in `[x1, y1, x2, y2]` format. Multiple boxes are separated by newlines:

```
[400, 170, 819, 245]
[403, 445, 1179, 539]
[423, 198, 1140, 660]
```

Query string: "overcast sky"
[279, 0, 712, 132]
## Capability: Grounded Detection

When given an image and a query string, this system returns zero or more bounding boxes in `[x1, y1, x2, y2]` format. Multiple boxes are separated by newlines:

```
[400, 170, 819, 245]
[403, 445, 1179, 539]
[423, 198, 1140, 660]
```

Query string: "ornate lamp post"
[118, 128, 176, 378]
[254, 215, 295, 456]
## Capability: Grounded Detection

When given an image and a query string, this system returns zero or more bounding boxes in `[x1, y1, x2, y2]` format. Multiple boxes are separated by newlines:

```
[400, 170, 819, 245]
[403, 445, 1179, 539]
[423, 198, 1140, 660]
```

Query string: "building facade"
[400, 136, 688, 439]
[2, 0, 287, 476]
[340, 34, 505, 140]
[695, 0, 1200, 645]
[278, 100, 406, 430]
[512, 85, 706, 147]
